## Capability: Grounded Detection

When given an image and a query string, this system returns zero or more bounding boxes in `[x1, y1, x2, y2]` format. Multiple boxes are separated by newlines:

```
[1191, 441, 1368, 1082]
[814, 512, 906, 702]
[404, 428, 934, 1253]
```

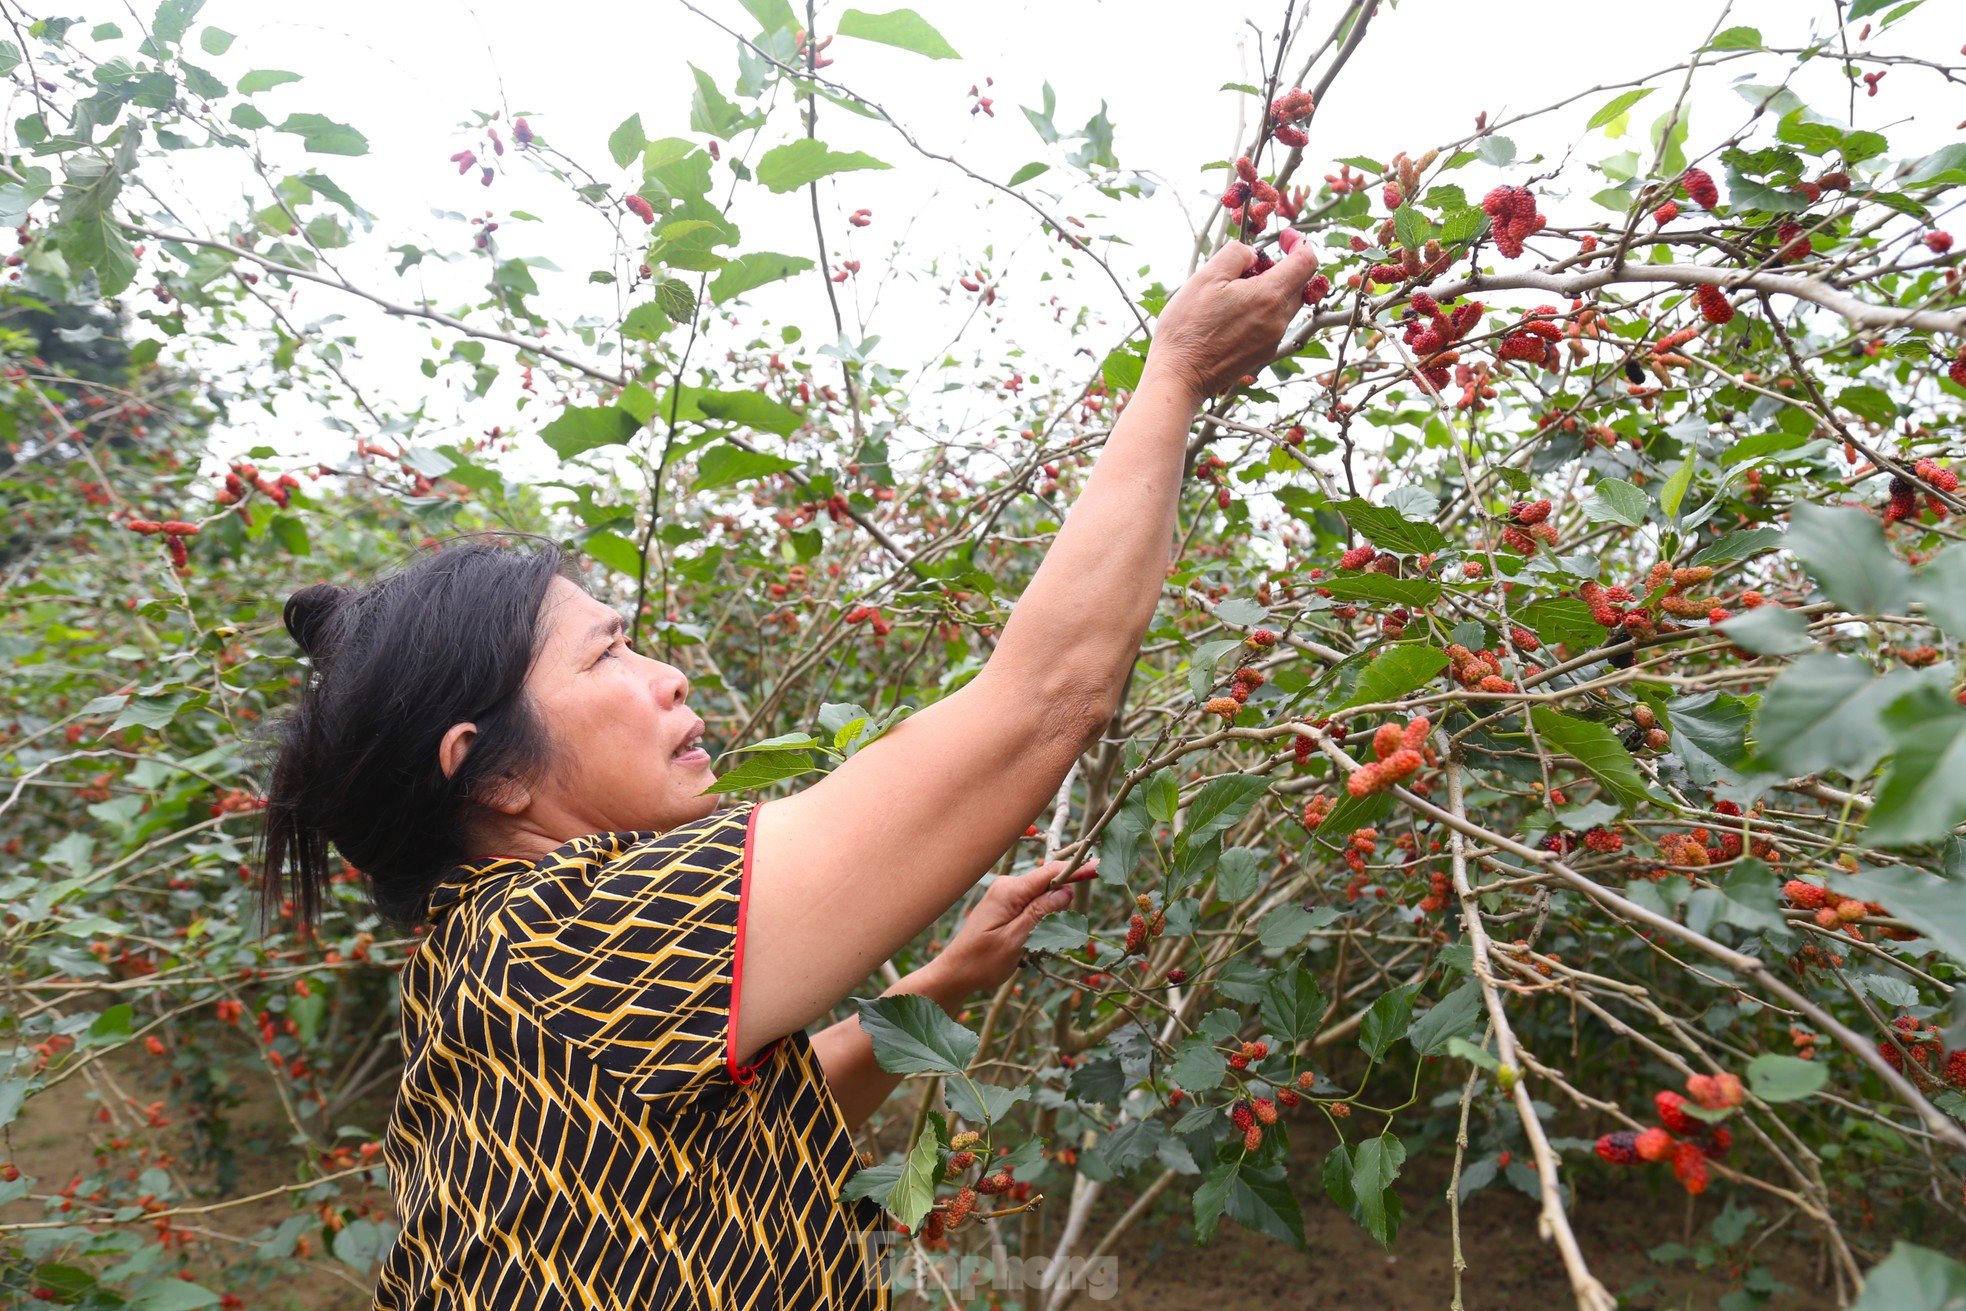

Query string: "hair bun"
[284, 583, 349, 659]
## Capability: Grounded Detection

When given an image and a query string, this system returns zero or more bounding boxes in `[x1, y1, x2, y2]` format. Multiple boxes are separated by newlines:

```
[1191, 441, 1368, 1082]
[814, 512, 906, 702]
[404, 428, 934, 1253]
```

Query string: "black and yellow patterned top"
[373, 800, 891, 1309]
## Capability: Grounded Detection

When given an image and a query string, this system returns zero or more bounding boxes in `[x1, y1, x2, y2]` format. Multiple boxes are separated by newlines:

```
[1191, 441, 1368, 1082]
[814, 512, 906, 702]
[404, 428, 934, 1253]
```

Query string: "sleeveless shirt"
[373, 801, 891, 1309]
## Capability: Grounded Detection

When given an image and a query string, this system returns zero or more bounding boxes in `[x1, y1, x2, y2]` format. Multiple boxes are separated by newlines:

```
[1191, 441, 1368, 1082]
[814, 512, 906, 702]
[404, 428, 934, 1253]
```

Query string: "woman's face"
[506, 576, 719, 839]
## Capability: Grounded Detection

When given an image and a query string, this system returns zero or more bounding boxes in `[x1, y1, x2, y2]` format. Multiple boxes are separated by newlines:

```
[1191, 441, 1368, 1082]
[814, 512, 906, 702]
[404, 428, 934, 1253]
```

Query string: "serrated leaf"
[1587, 88, 1655, 131]
[1528, 707, 1652, 812]
[836, 8, 960, 58]
[1179, 775, 1269, 848]
[1752, 655, 1910, 778]
[1318, 574, 1441, 607]
[1342, 644, 1449, 709]
[1787, 502, 1910, 616]
[1337, 498, 1448, 554]
[1912, 545, 1966, 639]
[1716, 605, 1813, 656]
[857, 994, 979, 1075]
[694, 443, 798, 491]
[1260, 966, 1327, 1043]
[1838, 384, 1898, 426]
[1168, 1036, 1228, 1093]
[701, 749, 817, 794]
[1692, 525, 1784, 567]
[1848, 1241, 1966, 1311]
[755, 139, 891, 193]
[885, 1122, 940, 1229]
[238, 69, 301, 95]
[276, 113, 367, 156]
[1582, 477, 1649, 527]
[1866, 694, 1966, 846]
[1670, 691, 1756, 786]
[709, 251, 813, 304]
[1359, 983, 1418, 1060]
[1831, 866, 1966, 967]
[1407, 983, 1482, 1056]
[539, 405, 642, 459]
[1349, 1135, 1406, 1248]
[1708, 26, 1763, 50]
[1745, 1053, 1827, 1102]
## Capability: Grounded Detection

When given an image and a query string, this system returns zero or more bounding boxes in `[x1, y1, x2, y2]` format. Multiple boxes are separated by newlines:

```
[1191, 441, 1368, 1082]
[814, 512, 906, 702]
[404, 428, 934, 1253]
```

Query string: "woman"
[259, 239, 1316, 1310]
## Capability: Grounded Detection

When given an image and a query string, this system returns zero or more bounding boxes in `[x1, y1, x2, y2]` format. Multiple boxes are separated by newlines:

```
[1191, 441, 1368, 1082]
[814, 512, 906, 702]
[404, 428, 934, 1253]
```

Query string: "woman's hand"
[1146, 240, 1320, 401]
[925, 858, 1098, 999]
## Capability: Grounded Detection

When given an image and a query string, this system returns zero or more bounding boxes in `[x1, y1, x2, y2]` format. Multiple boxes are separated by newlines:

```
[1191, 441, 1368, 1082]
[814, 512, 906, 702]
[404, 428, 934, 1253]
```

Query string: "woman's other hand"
[926, 858, 1098, 998]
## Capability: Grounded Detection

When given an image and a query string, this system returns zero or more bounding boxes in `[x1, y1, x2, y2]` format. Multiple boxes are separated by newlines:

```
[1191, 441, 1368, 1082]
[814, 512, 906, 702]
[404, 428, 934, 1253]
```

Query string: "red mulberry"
[1680, 168, 1719, 209]
[624, 194, 656, 225]
[1595, 1131, 1640, 1165]
[1693, 284, 1735, 324]
[1925, 231, 1955, 254]
[1655, 1090, 1698, 1135]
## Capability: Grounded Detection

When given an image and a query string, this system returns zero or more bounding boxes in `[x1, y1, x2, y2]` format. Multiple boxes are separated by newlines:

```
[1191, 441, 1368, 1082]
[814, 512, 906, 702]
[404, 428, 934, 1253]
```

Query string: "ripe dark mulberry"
[1595, 1131, 1640, 1164]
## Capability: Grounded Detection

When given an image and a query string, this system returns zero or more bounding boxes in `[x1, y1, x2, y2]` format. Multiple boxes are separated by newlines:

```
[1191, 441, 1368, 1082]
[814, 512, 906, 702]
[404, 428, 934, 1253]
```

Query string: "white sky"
[32, 0, 1964, 475]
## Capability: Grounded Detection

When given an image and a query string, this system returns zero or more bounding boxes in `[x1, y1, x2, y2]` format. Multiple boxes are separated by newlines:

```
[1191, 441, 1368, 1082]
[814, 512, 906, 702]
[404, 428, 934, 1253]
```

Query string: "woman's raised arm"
[734, 241, 1320, 1064]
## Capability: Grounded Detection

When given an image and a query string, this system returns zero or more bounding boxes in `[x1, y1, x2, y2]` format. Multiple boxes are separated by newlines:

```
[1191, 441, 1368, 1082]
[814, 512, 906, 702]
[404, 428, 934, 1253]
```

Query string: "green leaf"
[655, 278, 697, 322]
[1787, 501, 1909, 615]
[275, 113, 367, 156]
[1911, 545, 1966, 640]
[709, 251, 813, 304]
[1849, 1241, 1966, 1311]
[1349, 1135, 1407, 1248]
[1692, 525, 1784, 567]
[1407, 983, 1483, 1056]
[237, 69, 301, 95]
[1587, 88, 1655, 131]
[1392, 204, 1431, 250]
[1716, 605, 1814, 656]
[1514, 597, 1604, 651]
[755, 139, 892, 193]
[1008, 161, 1048, 186]
[151, 0, 203, 46]
[836, 8, 960, 59]
[1178, 775, 1269, 849]
[1260, 967, 1327, 1044]
[1581, 477, 1649, 527]
[87, 1003, 134, 1042]
[1342, 644, 1449, 709]
[739, 0, 799, 32]
[1659, 456, 1697, 522]
[1194, 1162, 1237, 1242]
[1752, 654, 1908, 777]
[608, 114, 646, 170]
[689, 388, 802, 436]
[578, 530, 641, 577]
[1830, 867, 1966, 968]
[1224, 1163, 1307, 1248]
[1318, 574, 1441, 607]
[885, 1121, 940, 1230]
[1168, 1036, 1228, 1093]
[1838, 384, 1898, 426]
[1708, 25, 1763, 50]
[701, 749, 817, 794]
[1528, 707, 1652, 812]
[1745, 1053, 1827, 1103]
[198, 26, 233, 54]
[688, 65, 762, 140]
[1866, 696, 1966, 846]
[856, 994, 979, 1075]
[1359, 983, 1418, 1060]
[1717, 859, 1787, 934]
[694, 443, 798, 491]
[1669, 691, 1756, 786]
[129, 1280, 221, 1311]
[1337, 498, 1448, 554]
[539, 405, 642, 459]
[944, 1079, 1027, 1125]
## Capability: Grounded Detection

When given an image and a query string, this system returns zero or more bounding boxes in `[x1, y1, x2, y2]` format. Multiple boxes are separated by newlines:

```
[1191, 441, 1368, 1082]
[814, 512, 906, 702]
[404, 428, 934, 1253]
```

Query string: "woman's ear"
[438, 722, 477, 781]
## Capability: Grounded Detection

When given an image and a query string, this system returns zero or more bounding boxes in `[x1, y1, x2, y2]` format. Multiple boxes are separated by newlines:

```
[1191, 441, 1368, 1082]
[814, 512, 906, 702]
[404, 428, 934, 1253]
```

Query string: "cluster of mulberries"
[1227, 1040, 1270, 1072]
[1415, 868, 1453, 914]
[1581, 827, 1625, 853]
[1874, 1016, 1966, 1089]
[1346, 717, 1432, 797]
[1482, 185, 1545, 258]
[1680, 168, 1721, 209]
[1773, 221, 1811, 263]
[1302, 794, 1334, 830]
[1596, 1077, 1740, 1195]
[1445, 643, 1515, 694]
[1222, 155, 1284, 229]
[1399, 290, 1486, 390]
[1496, 306, 1567, 368]
[1269, 87, 1315, 149]
[1342, 826, 1379, 880]
[1783, 880, 1909, 941]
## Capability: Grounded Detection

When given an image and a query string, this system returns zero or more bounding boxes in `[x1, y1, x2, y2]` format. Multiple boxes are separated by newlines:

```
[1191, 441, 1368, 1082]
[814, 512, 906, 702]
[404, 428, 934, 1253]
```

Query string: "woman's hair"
[257, 535, 577, 933]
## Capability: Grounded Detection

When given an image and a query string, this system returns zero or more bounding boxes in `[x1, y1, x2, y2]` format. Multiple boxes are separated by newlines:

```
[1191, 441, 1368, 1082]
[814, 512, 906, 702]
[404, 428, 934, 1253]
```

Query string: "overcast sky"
[35, 0, 1961, 474]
